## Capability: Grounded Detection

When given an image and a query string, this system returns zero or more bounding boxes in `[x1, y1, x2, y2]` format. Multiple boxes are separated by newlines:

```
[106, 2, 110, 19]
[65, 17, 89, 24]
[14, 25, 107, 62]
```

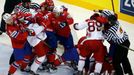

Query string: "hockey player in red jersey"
[38, 5, 79, 72]
[8, 0, 40, 66]
[73, 13, 108, 75]
[3, 13, 34, 75]
[50, 5, 79, 69]
[17, 9, 51, 74]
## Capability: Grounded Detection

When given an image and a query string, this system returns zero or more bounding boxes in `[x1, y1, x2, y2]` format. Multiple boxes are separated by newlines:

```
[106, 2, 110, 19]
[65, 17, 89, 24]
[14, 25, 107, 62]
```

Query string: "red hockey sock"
[54, 56, 64, 66]
[47, 54, 55, 63]
[21, 55, 31, 70]
[8, 60, 22, 74]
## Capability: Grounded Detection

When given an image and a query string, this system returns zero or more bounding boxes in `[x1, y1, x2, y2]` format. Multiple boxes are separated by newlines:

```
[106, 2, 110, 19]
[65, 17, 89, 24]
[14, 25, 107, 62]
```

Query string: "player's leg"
[44, 31, 58, 71]
[59, 34, 79, 62]
[20, 41, 32, 72]
[30, 41, 48, 74]
[45, 31, 58, 49]
[74, 38, 92, 75]
[9, 53, 15, 65]
[92, 40, 105, 74]
[119, 40, 133, 75]
[112, 44, 124, 75]
[45, 31, 58, 64]
[83, 57, 90, 75]
[8, 48, 26, 74]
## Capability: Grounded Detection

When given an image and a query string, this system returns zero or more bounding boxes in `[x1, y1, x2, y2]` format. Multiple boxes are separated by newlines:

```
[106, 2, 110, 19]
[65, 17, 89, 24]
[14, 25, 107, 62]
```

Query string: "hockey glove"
[23, 28, 35, 36]
[27, 29, 35, 36]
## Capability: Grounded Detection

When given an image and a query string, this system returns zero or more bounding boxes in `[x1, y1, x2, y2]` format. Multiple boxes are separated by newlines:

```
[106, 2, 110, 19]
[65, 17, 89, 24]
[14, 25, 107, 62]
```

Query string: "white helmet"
[3, 13, 11, 22]
[53, 5, 64, 13]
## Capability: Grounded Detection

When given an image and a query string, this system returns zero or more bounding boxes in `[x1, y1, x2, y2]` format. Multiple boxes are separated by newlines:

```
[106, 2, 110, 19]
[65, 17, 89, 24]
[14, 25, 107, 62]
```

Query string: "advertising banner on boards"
[120, 0, 134, 16]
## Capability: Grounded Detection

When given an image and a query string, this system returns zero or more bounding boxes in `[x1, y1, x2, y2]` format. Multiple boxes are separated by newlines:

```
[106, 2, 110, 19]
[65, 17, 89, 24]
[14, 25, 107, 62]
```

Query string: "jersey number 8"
[87, 21, 102, 32]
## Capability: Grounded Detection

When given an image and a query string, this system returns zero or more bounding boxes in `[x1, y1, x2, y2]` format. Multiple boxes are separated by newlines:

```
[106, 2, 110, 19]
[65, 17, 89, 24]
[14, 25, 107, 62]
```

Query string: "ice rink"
[0, 0, 134, 75]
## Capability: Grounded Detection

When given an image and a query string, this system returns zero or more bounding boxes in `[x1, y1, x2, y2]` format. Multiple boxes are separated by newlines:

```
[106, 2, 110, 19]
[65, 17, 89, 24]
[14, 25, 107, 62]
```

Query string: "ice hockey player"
[73, 12, 108, 75]
[3, 13, 35, 75]
[25, 10, 52, 75]
[51, 5, 79, 70]
[8, 0, 40, 66]
[39, 5, 79, 72]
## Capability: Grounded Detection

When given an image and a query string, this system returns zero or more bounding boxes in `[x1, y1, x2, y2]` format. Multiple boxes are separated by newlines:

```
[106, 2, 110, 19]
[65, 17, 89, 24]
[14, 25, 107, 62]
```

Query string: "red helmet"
[40, 0, 54, 11]
[90, 13, 100, 20]
[41, 0, 54, 7]
[46, 0, 54, 6]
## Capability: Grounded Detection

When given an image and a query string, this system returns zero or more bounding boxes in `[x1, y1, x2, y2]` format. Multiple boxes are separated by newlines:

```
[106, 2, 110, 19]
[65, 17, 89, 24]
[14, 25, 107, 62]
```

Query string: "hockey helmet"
[53, 5, 64, 13]
[45, 0, 54, 6]
[90, 13, 100, 20]
[3, 13, 12, 22]
[40, 0, 54, 11]
[101, 9, 117, 21]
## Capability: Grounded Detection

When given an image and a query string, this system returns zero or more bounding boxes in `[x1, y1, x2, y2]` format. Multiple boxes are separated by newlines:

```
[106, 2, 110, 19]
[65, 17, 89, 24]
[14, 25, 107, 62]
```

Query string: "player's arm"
[73, 21, 88, 30]
[7, 26, 29, 41]
[66, 13, 74, 25]
[62, 11, 74, 25]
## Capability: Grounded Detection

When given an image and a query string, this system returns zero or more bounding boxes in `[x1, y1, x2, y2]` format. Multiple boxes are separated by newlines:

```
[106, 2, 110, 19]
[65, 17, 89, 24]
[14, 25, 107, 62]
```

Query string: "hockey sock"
[54, 56, 64, 66]
[47, 53, 55, 63]
[30, 55, 46, 73]
[77, 56, 86, 71]
[21, 55, 31, 70]
[94, 62, 103, 73]
[8, 60, 22, 74]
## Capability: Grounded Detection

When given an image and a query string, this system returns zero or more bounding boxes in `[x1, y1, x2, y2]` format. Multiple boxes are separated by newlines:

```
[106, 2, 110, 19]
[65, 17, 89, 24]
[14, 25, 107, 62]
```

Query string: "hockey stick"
[111, 0, 115, 12]
[119, 44, 134, 52]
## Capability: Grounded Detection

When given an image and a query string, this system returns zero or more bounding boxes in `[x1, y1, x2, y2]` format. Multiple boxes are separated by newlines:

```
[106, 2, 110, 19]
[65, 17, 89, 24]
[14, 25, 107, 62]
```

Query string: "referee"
[101, 10, 133, 75]
[0, 0, 22, 35]
[13, 0, 40, 13]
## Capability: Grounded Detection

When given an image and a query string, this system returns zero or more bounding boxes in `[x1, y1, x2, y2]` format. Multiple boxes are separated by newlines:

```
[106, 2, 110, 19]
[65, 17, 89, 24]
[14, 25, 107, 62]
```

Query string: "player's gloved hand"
[73, 23, 79, 30]
[23, 28, 35, 36]
[27, 29, 35, 36]
[59, 21, 67, 28]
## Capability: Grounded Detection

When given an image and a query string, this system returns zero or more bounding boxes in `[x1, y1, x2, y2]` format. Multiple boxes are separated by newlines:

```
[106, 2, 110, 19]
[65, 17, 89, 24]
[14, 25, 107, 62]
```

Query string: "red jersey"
[35, 11, 51, 28]
[6, 24, 29, 49]
[42, 12, 55, 32]
[52, 11, 74, 37]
